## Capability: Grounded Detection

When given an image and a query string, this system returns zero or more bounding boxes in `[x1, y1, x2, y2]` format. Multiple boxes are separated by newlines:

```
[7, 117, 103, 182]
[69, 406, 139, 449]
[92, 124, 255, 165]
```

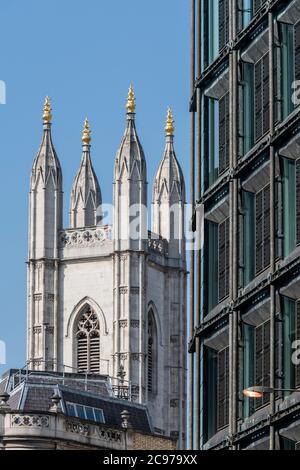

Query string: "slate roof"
[22, 386, 54, 412]
[61, 388, 151, 434]
[1, 369, 152, 434]
[0, 376, 8, 394]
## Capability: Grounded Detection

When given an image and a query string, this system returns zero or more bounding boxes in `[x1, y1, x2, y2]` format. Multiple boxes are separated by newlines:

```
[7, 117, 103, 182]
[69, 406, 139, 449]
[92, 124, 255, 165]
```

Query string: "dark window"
[295, 21, 300, 82]
[238, 0, 253, 31]
[203, 0, 220, 68]
[218, 218, 230, 301]
[204, 93, 230, 189]
[205, 217, 230, 315]
[282, 297, 300, 392]
[297, 160, 300, 246]
[219, 0, 229, 51]
[241, 62, 254, 155]
[254, 53, 270, 142]
[254, 320, 270, 409]
[217, 347, 229, 429]
[204, 345, 229, 441]
[219, 92, 230, 175]
[241, 190, 255, 286]
[243, 317, 280, 417]
[297, 302, 300, 388]
[255, 185, 270, 275]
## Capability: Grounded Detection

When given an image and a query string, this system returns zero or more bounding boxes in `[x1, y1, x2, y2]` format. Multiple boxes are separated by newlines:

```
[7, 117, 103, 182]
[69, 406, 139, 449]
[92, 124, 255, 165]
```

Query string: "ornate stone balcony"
[59, 225, 112, 249]
[147, 231, 168, 256]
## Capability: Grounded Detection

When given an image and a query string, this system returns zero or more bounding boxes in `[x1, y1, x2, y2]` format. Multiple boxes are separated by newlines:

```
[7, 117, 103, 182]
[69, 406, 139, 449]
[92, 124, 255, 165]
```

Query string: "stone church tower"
[27, 89, 187, 446]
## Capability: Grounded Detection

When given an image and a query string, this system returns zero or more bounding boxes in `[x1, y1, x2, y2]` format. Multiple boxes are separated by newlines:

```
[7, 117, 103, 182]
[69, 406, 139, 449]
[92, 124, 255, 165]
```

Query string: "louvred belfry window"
[219, 218, 230, 301]
[219, 0, 229, 51]
[219, 92, 230, 175]
[255, 185, 270, 274]
[76, 306, 100, 374]
[255, 53, 270, 142]
[147, 311, 157, 395]
[217, 347, 229, 429]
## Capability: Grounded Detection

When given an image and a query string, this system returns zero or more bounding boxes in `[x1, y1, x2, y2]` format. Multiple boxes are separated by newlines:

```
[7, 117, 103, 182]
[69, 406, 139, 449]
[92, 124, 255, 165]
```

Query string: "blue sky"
[0, 0, 190, 375]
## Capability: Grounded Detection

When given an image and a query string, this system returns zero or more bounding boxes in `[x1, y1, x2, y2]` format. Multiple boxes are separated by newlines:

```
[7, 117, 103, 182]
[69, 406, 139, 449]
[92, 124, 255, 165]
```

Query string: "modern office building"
[189, 0, 300, 450]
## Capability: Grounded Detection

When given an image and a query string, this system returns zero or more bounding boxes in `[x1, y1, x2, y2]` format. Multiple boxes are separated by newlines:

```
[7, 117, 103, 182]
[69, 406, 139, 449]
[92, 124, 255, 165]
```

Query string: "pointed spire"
[70, 119, 102, 228]
[126, 84, 136, 114]
[153, 109, 184, 205]
[43, 96, 52, 124]
[31, 97, 61, 190]
[151, 109, 185, 251]
[165, 107, 175, 137]
[82, 118, 91, 144]
[114, 86, 146, 183]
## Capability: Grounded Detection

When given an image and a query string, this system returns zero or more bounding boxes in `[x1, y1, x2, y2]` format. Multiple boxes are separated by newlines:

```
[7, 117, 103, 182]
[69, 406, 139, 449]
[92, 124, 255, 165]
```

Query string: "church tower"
[27, 90, 187, 447]
[27, 97, 63, 370]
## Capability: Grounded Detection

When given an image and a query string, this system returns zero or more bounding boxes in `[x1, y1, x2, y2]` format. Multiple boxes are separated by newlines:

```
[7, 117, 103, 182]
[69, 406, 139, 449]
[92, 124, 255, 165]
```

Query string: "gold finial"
[43, 96, 52, 123]
[82, 118, 91, 144]
[126, 84, 136, 113]
[165, 108, 175, 136]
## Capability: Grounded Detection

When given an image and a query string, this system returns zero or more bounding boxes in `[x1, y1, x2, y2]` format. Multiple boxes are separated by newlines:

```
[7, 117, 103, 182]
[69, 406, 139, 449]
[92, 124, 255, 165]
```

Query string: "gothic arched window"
[76, 306, 100, 374]
[147, 311, 157, 395]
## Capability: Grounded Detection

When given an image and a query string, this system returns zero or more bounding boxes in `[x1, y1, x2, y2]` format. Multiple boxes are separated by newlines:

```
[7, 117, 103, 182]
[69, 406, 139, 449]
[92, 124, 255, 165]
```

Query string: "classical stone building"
[0, 369, 176, 450]
[26, 89, 187, 446]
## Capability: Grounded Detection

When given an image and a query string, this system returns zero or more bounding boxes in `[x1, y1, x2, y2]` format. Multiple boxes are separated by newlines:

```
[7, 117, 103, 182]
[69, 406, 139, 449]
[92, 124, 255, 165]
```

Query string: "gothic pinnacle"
[126, 84, 136, 114]
[82, 118, 91, 144]
[165, 108, 175, 136]
[43, 96, 52, 124]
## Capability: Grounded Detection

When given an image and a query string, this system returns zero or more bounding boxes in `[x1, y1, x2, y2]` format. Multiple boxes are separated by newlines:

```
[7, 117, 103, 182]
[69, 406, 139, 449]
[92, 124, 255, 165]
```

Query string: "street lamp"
[243, 386, 300, 450]
[243, 386, 300, 398]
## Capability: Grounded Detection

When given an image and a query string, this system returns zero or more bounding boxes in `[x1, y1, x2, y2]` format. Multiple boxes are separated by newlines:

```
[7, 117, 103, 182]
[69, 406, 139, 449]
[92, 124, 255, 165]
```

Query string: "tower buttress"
[112, 87, 148, 401]
[113, 85, 147, 252]
[70, 119, 102, 228]
[27, 97, 63, 371]
[152, 108, 186, 259]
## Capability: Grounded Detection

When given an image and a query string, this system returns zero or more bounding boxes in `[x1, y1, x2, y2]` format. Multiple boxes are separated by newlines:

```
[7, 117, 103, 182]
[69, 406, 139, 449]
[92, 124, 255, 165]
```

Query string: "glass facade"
[191, 0, 300, 450]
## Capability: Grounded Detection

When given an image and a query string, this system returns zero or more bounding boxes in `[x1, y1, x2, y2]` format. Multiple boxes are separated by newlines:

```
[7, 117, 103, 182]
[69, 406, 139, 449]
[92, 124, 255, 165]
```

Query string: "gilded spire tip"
[126, 84, 136, 114]
[82, 118, 91, 144]
[43, 96, 52, 123]
[165, 107, 175, 136]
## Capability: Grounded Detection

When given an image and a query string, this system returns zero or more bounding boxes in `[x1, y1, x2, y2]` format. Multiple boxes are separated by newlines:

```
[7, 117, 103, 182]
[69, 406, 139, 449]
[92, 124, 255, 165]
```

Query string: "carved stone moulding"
[98, 427, 122, 443]
[66, 420, 89, 436]
[12, 414, 50, 428]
